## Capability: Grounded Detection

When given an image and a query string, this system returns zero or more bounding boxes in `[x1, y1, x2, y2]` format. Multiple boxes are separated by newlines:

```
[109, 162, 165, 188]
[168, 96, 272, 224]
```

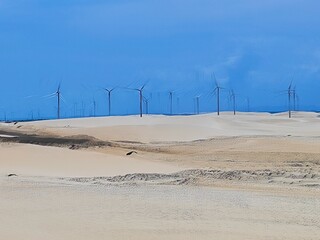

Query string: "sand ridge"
[9, 112, 320, 143]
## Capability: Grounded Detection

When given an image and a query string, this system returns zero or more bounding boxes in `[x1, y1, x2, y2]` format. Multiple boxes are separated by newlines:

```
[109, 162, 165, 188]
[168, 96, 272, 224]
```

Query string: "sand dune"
[0, 143, 182, 177]
[1, 112, 319, 178]
[14, 112, 320, 143]
[1, 112, 320, 239]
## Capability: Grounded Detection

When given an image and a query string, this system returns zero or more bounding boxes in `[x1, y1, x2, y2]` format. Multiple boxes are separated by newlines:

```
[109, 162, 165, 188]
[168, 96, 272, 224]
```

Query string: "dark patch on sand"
[7, 173, 17, 177]
[126, 151, 138, 156]
[0, 130, 113, 149]
[67, 168, 320, 188]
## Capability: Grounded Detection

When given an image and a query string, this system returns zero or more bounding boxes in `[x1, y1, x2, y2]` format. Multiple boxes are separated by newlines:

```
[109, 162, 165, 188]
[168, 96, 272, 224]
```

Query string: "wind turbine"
[56, 83, 61, 119]
[296, 94, 300, 111]
[41, 83, 63, 119]
[73, 102, 77, 117]
[292, 86, 297, 111]
[143, 94, 152, 114]
[177, 97, 180, 114]
[194, 95, 200, 115]
[169, 91, 174, 115]
[246, 97, 250, 112]
[212, 72, 223, 116]
[229, 90, 236, 115]
[92, 98, 97, 117]
[128, 83, 147, 117]
[277, 81, 294, 118]
[293, 86, 300, 111]
[288, 82, 293, 118]
[104, 87, 116, 116]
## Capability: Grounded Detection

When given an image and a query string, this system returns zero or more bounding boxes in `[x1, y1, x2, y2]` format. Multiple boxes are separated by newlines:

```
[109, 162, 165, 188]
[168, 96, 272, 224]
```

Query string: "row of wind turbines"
[50, 76, 299, 120]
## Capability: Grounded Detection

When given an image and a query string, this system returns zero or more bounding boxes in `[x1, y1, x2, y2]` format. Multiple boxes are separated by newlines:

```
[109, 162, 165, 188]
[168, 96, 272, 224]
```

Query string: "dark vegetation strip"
[0, 130, 112, 149]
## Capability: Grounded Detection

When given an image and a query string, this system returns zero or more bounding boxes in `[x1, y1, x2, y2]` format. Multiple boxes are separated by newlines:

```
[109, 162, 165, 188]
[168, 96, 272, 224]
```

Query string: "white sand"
[19, 111, 320, 143]
[1, 111, 318, 177]
[0, 179, 319, 240]
[1, 112, 320, 239]
[0, 143, 182, 177]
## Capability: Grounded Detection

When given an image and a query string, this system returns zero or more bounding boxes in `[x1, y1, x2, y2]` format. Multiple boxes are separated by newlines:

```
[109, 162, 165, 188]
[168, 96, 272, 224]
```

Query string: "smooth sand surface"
[0, 143, 182, 177]
[1, 112, 320, 239]
[18, 111, 320, 142]
[1, 179, 319, 240]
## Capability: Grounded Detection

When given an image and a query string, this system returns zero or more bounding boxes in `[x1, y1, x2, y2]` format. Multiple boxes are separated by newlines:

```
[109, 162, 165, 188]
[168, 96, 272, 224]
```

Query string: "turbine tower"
[169, 91, 173, 115]
[278, 81, 295, 118]
[177, 97, 180, 114]
[194, 95, 200, 115]
[73, 103, 77, 117]
[246, 97, 250, 112]
[229, 90, 236, 115]
[93, 98, 97, 117]
[292, 86, 297, 111]
[143, 95, 151, 114]
[296, 94, 300, 111]
[56, 83, 61, 119]
[288, 82, 293, 118]
[128, 84, 146, 117]
[212, 72, 223, 116]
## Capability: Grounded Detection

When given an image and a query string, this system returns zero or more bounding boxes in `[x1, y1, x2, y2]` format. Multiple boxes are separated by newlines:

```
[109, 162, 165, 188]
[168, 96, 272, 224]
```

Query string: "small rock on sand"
[8, 174, 17, 177]
[126, 151, 137, 156]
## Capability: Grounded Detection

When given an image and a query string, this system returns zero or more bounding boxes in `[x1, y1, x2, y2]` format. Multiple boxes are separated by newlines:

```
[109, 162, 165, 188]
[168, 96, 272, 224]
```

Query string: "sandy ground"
[14, 111, 320, 142]
[1, 112, 320, 239]
[0, 143, 182, 177]
[1, 178, 319, 240]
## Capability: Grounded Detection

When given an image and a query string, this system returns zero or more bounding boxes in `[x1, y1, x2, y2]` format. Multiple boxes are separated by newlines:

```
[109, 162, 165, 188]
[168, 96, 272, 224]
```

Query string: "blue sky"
[0, 0, 319, 119]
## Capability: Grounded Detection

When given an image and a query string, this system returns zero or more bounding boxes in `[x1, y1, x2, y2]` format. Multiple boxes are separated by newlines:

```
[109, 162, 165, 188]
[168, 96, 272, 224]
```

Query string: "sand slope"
[15, 112, 320, 143]
[0, 143, 181, 177]
[1, 112, 320, 239]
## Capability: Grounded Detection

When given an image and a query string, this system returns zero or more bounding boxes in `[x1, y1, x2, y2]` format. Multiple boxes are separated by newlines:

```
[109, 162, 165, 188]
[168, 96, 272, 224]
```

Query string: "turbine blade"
[212, 72, 219, 87]
[60, 94, 68, 104]
[24, 95, 38, 99]
[141, 82, 148, 90]
[57, 82, 61, 92]
[41, 92, 57, 98]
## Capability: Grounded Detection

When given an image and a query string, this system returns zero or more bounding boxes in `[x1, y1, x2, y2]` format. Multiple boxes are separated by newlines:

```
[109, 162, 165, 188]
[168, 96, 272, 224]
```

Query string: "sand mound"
[67, 168, 320, 188]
